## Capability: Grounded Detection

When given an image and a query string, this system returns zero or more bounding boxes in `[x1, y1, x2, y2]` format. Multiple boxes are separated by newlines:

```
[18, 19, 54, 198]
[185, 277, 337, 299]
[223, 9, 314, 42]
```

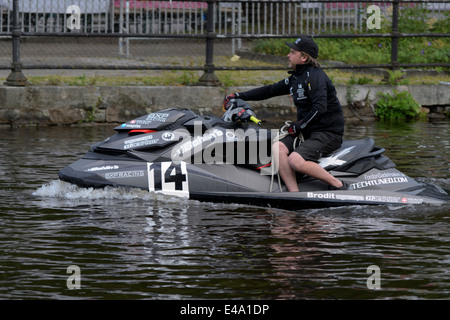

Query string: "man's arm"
[224, 78, 290, 106]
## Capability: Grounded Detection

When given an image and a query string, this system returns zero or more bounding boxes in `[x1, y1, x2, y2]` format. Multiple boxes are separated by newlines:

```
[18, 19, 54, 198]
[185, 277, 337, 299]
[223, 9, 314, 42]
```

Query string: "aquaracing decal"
[147, 161, 189, 198]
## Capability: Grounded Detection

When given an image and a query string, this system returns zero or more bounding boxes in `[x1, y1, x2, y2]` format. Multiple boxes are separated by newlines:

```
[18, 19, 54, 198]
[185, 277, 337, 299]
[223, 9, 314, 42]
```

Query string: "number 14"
[147, 162, 189, 198]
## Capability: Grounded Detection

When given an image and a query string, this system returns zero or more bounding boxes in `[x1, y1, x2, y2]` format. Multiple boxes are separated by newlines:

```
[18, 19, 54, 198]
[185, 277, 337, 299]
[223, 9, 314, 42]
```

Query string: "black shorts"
[279, 131, 342, 162]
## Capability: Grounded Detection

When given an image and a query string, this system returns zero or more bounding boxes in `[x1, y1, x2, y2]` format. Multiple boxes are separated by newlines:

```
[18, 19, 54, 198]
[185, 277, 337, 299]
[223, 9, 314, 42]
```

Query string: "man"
[223, 36, 348, 191]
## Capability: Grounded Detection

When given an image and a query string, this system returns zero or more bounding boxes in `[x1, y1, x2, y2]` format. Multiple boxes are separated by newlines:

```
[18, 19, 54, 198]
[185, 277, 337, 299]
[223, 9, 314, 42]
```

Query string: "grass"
[17, 65, 448, 88]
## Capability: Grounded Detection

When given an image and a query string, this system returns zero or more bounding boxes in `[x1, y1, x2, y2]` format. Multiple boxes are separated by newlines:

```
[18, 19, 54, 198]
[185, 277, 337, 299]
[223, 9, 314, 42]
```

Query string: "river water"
[0, 119, 449, 300]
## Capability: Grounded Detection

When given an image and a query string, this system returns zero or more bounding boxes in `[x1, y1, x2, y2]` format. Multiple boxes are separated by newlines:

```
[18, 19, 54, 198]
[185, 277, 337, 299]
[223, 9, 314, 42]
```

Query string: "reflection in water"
[0, 121, 449, 299]
[267, 209, 370, 299]
[267, 204, 450, 299]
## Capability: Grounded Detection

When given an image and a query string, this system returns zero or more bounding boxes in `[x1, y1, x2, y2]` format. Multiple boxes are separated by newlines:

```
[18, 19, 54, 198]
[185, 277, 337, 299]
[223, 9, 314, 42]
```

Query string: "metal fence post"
[391, 0, 400, 70]
[198, 0, 220, 86]
[4, 0, 30, 86]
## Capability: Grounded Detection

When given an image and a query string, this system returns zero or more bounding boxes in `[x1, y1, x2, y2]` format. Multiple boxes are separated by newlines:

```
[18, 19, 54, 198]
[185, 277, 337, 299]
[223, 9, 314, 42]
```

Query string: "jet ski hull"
[59, 158, 449, 209]
[57, 106, 450, 209]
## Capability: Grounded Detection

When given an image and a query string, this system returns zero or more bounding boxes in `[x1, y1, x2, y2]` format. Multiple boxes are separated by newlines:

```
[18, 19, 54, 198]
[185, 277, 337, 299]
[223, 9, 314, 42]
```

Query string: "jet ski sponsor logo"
[306, 192, 423, 204]
[146, 113, 169, 122]
[105, 170, 145, 179]
[306, 192, 364, 201]
[350, 176, 408, 189]
[162, 132, 175, 141]
[85, 165, 119, 172]
[307, 192, 336, 199]
[171, 123, 275, 174]
[365, 195, 423, 204]
[122, 119, 158, 128]
[121, 114, 170, 127]
[130, 120, 155, 125]
[123, 135, 159, 149]
[363, 171, 405, 180]
[173, 128, 224, 158]
[121, 124, 142, 129]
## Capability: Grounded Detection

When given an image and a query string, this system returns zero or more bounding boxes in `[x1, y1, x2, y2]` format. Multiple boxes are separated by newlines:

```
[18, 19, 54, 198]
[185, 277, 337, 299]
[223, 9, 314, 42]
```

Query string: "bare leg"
[287, 152, 343, 188]
[272, 141, 300, 192]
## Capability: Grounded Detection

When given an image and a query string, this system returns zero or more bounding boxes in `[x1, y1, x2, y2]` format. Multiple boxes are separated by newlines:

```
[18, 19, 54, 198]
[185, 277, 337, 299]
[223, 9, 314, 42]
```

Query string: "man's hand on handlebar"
[235, 108, 262, 126]
[223, 92, 240, 111]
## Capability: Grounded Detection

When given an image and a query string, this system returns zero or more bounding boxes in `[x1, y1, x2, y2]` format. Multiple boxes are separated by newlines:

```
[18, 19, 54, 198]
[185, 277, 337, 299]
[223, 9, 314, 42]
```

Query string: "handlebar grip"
[250, 116, 262, 126]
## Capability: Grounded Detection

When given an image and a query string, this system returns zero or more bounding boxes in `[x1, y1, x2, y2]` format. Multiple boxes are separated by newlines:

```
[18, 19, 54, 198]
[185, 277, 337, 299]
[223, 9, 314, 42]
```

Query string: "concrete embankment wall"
[0, 84, 449, 127]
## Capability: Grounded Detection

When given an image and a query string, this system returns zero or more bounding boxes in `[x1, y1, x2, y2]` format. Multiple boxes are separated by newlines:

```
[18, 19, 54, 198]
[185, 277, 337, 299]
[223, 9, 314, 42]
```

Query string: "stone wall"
[0, 84, 449, 127]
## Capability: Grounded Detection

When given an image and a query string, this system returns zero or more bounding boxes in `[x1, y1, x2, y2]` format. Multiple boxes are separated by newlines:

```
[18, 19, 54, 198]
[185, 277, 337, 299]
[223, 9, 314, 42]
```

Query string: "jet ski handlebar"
[222, 98, 262, 126]
[249, 115, 262, 126]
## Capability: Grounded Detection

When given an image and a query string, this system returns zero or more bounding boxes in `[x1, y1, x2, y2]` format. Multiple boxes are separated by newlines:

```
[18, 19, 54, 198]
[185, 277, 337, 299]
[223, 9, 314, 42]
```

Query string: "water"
[0, 120, 449, 300]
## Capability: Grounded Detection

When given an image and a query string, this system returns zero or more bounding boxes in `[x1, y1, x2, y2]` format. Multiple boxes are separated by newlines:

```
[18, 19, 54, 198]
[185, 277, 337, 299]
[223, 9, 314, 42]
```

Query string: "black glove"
[223, 92, 240, 110]
[287, 122, 302, 136]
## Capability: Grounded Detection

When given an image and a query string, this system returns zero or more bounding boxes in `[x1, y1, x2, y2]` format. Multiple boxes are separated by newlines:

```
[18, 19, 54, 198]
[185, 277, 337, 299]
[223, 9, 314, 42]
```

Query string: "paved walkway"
[0, 38, 243, 78]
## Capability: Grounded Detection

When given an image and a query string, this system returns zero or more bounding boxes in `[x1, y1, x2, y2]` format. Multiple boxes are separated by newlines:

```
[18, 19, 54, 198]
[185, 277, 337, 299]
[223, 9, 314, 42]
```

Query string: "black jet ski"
[58, 99, 450, 210]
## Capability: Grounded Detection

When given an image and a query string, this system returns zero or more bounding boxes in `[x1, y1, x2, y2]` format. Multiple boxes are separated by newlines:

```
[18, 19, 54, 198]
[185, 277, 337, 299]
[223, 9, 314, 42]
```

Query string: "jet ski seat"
[320, 137, 395, 174]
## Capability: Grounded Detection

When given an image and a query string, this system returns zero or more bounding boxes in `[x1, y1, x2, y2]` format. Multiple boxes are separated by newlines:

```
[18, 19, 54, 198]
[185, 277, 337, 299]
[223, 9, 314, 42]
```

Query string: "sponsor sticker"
[162, 132, 175, 141]
[85, 165, 119, 172]
[351, 177, 408, 190]
[306, 192, 365, 201]
[365, 195, 423, 204]
[146, 113, 169, 122]
[105, 170, 145, 179]
[123, 135, 159, 149]
[174, 129, 223, 157]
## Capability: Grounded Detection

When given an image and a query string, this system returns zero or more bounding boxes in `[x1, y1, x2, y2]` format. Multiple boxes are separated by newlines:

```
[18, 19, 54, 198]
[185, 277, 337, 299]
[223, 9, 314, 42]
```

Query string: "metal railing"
[1, 0, 449, 86]
[2, 1, 449, 36]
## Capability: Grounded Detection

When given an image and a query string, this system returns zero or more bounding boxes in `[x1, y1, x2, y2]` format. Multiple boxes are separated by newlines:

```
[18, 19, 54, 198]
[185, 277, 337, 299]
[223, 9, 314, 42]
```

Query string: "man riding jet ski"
[224, 36, 348, 194]
[58, 100, 450, 210]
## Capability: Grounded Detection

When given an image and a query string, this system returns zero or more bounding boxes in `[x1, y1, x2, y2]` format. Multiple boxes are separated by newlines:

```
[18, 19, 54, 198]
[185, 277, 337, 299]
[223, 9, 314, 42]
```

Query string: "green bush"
[375, 90, 422, 120]
[384, 70, 408, 85]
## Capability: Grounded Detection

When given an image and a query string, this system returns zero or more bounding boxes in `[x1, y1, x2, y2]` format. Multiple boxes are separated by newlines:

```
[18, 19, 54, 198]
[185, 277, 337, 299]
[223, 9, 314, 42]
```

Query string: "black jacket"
[238, 64, 345, 138]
